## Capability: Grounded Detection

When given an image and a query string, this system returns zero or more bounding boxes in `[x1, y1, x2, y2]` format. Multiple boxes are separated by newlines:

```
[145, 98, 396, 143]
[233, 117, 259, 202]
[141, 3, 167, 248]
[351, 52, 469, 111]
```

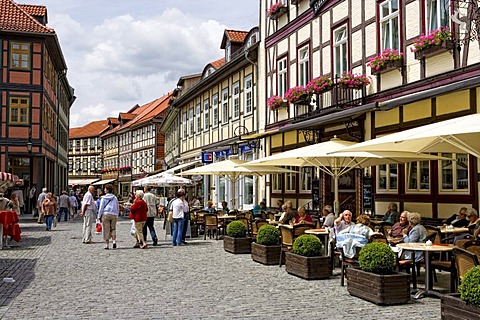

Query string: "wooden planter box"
[414, 41, 455, 60]
[441, 294, 480, 320]
[223, 236, 252, 254]
[190, 224, 198, 238]
[285, 252, 331, 280]
[251, 242, 281, 265]
[346, 268, 410, 305]
[371, 58, 403, 75]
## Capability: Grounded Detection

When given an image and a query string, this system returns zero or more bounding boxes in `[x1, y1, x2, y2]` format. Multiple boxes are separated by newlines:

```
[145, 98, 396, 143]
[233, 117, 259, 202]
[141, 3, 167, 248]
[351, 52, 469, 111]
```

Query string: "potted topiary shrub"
[346, 242, 410, 305]
[285, 234, 330, 280]
[223, 220, 252, 254]
[251, 225, 281, 265]
[441, 265, 480, 319]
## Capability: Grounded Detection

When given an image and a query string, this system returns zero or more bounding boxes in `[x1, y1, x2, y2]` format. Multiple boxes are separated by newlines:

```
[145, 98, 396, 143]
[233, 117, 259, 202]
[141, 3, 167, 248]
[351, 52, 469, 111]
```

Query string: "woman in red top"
[294, 206, 313, 225]
[128, 190, 148, 249]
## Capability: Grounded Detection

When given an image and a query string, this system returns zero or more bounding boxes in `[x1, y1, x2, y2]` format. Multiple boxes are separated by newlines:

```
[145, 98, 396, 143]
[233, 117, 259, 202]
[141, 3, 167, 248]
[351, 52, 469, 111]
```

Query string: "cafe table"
[439, 226, 469, 234]
[305, 228, 330, 256]
[396, 242, 455, 299]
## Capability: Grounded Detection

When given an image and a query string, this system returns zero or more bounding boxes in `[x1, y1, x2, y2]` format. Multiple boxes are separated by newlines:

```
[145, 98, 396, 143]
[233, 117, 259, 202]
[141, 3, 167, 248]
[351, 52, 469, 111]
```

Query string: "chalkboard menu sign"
[362, 177, 372, 210]
[312, 178, 320, 209]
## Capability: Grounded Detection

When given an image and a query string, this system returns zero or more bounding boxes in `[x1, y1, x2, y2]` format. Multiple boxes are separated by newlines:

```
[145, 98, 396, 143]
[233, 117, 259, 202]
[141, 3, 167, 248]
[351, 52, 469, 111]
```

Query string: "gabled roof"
[0, 0, 53, 34]
[69, 120, 109, 139]
[18, 4, 47, 19]
[101, 92, 173, 137]
[220, 29, 248, 49]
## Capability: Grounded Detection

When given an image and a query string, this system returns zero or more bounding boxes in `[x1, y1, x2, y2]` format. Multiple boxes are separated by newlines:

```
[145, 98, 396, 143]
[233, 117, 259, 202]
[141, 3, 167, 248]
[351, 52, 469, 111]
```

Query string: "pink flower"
[411, 27, 451, 52]
[267, 95, 285, 110]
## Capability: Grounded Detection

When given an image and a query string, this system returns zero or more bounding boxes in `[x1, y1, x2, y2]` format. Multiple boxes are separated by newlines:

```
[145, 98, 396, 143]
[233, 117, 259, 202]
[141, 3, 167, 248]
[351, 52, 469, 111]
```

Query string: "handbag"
[167, 210, 174, 223]
[130, 219, 136, 236]
[95, 219, 102, 234]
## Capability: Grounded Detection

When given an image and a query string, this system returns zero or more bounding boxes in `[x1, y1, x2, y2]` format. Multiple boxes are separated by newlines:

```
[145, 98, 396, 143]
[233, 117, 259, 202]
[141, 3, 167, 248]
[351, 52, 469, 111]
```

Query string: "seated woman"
[388, 211, 411, 239]
[382, 202, 399, 224]
[279, 201, 296, 225]
[293, 206, 313, 226]
[333, 210, 355, 234]
[402, 211, 428, 261]
[336, 214, 375, 258]
[220, 201, 229, 213]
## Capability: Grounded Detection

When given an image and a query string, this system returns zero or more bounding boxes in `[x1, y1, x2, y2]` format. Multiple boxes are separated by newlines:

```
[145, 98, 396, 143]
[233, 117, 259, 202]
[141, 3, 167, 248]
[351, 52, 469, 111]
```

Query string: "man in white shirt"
[80, 186, 96, 244]
[36, 188, 47, 223]
[171, 189, 187, 246]
[142, 186, 159, 246]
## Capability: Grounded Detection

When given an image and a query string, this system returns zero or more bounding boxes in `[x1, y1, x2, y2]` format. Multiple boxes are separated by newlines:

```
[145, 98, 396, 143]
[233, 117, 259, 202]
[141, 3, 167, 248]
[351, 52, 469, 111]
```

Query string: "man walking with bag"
[142, 186, 159, 246]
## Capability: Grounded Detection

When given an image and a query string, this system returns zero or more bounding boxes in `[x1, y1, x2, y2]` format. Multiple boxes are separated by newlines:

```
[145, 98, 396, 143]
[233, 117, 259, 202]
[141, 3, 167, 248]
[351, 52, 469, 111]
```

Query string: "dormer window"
[248, 32, 259, 47]
[203, 67, 216, 79]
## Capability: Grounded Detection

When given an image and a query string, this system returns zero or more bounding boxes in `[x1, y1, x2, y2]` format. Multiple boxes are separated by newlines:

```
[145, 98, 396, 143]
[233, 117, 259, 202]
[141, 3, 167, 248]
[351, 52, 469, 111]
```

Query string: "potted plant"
[284, 86, 311, 105]
[368, 48, 404, 75]
[251, 225, 281, 265]
[285, 234, 330, 280]
[223, 220, 252, 254]
[267, 95, 287, 110]
[411, 27, 454, 60]
[346, 242, 410, 305]
[338, 71, 370, 90]
[306, 75, 333, 94]
[267, 2, 288, 20]
[441, 265, 480, 319]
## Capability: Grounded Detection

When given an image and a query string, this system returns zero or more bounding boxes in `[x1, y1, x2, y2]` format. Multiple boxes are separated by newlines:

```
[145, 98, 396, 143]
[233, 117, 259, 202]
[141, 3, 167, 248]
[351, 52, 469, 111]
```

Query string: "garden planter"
[414, 41, 455, 60]
[371, 58, 403, 75]
[285, 252, 330, 280]
[346, 268, 410, 305]
[292, 94, 312, 105]
[441, 294, 480, 320]
[223, 236, 252, 254]
[251, 242, 281, 265]
[269, 6, 288, 20]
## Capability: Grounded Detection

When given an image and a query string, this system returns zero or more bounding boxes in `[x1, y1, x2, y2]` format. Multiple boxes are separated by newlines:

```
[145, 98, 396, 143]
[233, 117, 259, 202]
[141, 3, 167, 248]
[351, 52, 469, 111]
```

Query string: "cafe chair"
[368, 233, 388, 244]
[453, 247, 479, 287]
[236, 217, 250, 236]
[279, 225, 295, 267]
[430, 254, 456, 293]
[464, 240, 480, 260]
[454, 237, 473, 249]
[204, 214, 220, 240]
[379, 222, 393, 237]
[293, 224, 314, 238]
[339, 246, 361, 286]
[267, 212, 275, 221]
[252, 219, 268, 240]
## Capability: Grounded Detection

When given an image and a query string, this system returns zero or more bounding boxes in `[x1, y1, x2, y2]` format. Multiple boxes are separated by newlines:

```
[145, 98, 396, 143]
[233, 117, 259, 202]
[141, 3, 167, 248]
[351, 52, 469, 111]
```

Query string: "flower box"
[269, 6, 288, 20]
[251, 242, 282, 265]
[292, 93, 311, 105]
[414, 40, 455, 60]
[267, 95, 288, 110]
[338, 72, 370, 90]
[223, 236, 252, 254]
[284, 86, 310, 104]
[285, 252, 331, 280]
[441, 294, 480, 320]
[346, 268, 411, 305]
[371, 58, 404, 75]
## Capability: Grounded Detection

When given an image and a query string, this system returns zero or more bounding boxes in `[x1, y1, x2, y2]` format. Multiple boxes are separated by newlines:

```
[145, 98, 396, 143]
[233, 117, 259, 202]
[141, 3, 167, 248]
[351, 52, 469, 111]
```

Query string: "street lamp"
[230, 143, 239, 155]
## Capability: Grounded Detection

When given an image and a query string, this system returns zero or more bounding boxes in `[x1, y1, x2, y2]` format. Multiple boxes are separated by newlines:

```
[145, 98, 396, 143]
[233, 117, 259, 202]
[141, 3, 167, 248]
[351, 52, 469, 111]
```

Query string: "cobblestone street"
[0, 216, 445, 319]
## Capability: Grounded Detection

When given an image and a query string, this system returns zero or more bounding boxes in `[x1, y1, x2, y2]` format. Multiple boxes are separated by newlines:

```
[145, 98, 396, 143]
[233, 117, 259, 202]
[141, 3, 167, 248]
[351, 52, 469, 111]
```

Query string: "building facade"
[259, 0, 480, 218]
[0, 0, 75, 207]
[163, 28, 261, 208]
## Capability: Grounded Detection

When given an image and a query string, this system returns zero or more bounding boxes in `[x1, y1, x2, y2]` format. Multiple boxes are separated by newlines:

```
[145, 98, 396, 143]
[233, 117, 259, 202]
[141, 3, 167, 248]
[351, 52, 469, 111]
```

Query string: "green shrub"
[292, 235, 322, 257]
[459, 265, 480, 307]
[226, 221, 247, 238]
[358, 242, 395, 274]
[256, 225, 280, 245]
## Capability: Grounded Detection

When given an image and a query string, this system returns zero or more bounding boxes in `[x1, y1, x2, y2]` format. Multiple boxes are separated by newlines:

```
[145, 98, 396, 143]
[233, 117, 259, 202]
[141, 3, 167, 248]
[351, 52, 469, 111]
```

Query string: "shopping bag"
[130, 219, 136, 236]
[95, 219, 102, 235]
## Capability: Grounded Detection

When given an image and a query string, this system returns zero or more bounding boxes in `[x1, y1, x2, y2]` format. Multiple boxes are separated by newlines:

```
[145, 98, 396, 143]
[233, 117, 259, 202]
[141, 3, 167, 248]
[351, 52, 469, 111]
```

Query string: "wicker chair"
[339, 246, 361, 286]
[453, 247, 479, 286]
[464, 240, 480, 260]
[204, 214, 219, 240]
[236, 217, 250, 236]
[252, 219, 268, 240]
[369, 233, 388, 244]
[279, 225, 295, 267]
[379, 222, 393, 237]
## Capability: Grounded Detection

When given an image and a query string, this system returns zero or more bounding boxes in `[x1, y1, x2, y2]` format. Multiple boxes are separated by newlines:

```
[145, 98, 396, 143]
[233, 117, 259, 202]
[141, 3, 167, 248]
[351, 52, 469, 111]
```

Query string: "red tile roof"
[211, 58, 225, 70]
[0, 0, 53, 33]
[226, 30, 248, 43]
[101, 92, 173, 137]
[18, 4, 46, 17]
[69, 120, 109, 139]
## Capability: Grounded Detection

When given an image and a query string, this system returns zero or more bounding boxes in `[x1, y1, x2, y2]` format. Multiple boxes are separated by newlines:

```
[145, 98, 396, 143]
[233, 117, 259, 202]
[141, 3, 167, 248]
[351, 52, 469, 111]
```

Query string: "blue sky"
[27, 0, 259, 127]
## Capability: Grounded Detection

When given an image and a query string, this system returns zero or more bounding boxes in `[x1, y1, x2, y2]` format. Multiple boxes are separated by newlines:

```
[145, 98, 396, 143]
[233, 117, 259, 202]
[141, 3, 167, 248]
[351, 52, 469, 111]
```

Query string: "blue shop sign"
[215, 149, 231, 158]
[202, 152, 213, 163]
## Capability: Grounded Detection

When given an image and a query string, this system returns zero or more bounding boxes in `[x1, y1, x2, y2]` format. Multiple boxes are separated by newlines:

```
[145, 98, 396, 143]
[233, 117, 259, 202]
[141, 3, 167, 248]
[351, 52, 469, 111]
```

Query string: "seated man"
[322, 205, 335, 228]
[279, 201, 296, 225]
[382, 202, 399, 224]
[443, 207, 469, 228]
[336, 214, 375, 258]
[334, 210, 355, 234]
[252, 201, 267, 218]
[389, 211, 411, 238]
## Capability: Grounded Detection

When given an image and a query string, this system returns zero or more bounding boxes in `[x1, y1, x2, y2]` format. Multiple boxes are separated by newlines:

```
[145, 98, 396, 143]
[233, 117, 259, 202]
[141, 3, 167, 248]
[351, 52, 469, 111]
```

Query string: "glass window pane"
[457, 154, 469, 190]
[420, 161, 430, 190]
[389, 164, 398, 189]
[379, 164, 387, 189]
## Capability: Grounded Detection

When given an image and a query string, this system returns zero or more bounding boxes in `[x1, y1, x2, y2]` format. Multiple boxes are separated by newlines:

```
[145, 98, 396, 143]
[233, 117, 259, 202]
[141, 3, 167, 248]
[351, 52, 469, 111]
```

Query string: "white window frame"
[439, 153, 470, 194]
[380, 0, 400, 50]
[244, 75, 253, 116]
[426, 0, 450, 33]
[405, 161, 431, 193]
[285, 166, 296, 194]
[212, 94, 219, 128]
[221, 88, 229, 124]
[232, 82, 240, 120]
[278, 57, 287, 97]
[299, 167, 312, 193]
[333, 25, 348, 77]
[298, 46, 309, 86]
[195, 103, 201, 134]
[182, 112, 187, 138]
[376, 164, 398, 193]
[203, 99, 209, 131]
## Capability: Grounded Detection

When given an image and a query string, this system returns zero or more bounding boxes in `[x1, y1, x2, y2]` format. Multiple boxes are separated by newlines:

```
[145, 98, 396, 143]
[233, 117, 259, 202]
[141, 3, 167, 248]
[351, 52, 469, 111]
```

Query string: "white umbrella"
[331, 113, 480, 157]
[132, 172, 193, 187]
[244, 137, 449, 213]
[180, 157, 296, 208]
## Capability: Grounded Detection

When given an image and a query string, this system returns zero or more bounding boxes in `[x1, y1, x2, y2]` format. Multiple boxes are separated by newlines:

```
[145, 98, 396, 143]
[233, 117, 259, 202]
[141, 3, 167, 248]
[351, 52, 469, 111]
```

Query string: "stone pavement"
[0, 215, 446, 319]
